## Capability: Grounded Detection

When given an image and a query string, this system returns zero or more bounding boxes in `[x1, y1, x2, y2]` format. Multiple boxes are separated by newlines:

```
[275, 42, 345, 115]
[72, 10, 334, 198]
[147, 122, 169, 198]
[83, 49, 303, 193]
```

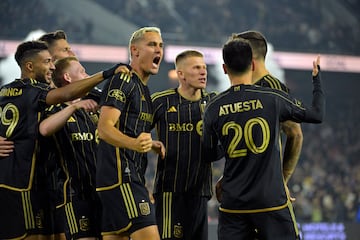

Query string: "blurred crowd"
[95, 0, 360, 55]
[1, 0, 359, 224]
[290, 103, 360, 223]
[1, 0, 360, 54]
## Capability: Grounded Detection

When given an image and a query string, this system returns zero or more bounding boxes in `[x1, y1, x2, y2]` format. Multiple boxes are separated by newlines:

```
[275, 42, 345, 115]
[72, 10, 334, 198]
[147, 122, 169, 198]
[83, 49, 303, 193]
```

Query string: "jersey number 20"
[222, 117, 270, 158]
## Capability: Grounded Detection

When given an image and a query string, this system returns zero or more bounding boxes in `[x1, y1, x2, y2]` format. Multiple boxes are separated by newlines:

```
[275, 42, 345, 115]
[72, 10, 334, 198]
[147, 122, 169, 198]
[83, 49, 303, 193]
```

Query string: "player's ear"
[25, 61, 33, 72]
[130, 44, 139, 57]
[176, 70, 183, 80]
[222, 64, 228, 74]
[63, 72, 71, 84]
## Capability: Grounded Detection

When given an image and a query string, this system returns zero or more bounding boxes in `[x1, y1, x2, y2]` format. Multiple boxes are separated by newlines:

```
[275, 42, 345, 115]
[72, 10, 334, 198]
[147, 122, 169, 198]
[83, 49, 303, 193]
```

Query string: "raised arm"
[39, 99, 98, 136]
[45, 64, 124, 105]
[305, 55, 325, 123]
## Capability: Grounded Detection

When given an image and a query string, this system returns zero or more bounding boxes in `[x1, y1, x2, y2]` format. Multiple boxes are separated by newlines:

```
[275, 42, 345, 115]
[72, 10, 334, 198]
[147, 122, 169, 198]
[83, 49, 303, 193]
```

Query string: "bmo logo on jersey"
[71, 132, 94, 141]
[168, 120, 203, 136]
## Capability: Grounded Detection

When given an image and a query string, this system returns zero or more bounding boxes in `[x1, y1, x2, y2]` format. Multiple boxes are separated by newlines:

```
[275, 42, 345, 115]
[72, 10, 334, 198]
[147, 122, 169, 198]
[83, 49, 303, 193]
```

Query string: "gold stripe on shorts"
[65, 202, 79, 234]
[21, 191, 35, 229]
[120, 183, 138, 219]
[162, 192, 172, 239]
[287, 200, 300, 236]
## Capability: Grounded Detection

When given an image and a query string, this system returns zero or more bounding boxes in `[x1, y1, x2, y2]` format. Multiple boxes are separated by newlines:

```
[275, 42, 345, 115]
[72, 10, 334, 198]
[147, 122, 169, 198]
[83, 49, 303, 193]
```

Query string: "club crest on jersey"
[108, 89, 126, 102]
[139, 202, 150, 215]
[79, 217, 90, 231]
[174, 224, 183, 238]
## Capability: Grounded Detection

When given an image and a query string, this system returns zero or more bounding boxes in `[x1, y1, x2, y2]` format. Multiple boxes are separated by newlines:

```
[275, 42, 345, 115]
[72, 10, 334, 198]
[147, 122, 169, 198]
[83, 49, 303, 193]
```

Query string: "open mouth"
[199, 78, 206, 83]
[153, 56, 161, 66]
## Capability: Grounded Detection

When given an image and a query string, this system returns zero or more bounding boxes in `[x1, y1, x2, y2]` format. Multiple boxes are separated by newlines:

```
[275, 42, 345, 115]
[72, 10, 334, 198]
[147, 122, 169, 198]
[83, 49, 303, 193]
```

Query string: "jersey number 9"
[0, 103, 19, 138]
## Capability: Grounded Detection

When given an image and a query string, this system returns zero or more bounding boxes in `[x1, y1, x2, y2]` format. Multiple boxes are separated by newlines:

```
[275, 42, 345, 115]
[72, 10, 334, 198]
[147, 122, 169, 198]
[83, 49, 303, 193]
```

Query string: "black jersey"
[202, 74, 324, 212]
[96, 71, 153, 190]
[255, 74, 291, 157]
[43, 103, 98, 207]
[151, 89, 216, 197]
[0, 78, 50, 191]
[254, 74, 289, 93]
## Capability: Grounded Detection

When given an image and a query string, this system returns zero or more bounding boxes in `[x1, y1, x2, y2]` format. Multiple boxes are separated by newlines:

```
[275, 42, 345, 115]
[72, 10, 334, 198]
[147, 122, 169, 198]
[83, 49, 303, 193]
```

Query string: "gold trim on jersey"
[96, 122, 125, 191]
[219, 200, 289, 214]
[245, 88, 305, 110]
[53, 136, 71, 209]
[21, 191, 35, 229]
[119, 72, 132, 83]
[162, 192, 172, 239]
[7, 233, 27, 240]
[101, 222, 132, 236]
[120, 183, 139, 219]
[0, 112, 41, 191]
[254, 75, 285, 91]
[288, 200, 300, 236]
[117, 133, 123, 184]
[65, 202, 79, 235]
[151, 89, 176, 101]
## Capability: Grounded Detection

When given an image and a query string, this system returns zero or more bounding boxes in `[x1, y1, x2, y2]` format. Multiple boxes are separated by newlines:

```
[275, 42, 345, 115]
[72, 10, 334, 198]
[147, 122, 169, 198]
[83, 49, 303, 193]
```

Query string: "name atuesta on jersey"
[219, 99, 263, 116]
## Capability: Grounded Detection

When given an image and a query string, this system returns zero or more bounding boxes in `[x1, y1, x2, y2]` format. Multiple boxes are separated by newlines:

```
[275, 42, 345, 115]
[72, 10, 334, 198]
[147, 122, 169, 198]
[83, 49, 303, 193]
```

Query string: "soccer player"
[202, 38, 324, 239]
[39, 30, 103, 101]
[39, 57, 103, 240]
[236, 30, 303, 192]
[0, 40, 124, 240]
[215, 30, 303, 202]
[38, 30, 75, 62]
[151, 50, 217, 240]
[96, 27, 165, 240]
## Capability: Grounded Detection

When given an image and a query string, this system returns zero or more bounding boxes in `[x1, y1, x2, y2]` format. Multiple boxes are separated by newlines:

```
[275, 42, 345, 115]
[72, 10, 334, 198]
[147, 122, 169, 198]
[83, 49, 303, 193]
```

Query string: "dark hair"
[14, 40, 49, 66]
[233, 30, 267, 60]
[222, 38, 253, 74]
[38, 30, 67, 47]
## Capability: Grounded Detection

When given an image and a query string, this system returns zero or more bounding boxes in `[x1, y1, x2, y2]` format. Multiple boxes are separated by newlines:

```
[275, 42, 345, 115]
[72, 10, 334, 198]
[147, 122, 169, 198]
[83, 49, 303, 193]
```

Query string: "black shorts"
[154, 192, 208, 240]
[61, 196, 101, 239]
[98, 181, 157, 236]
[218, 205, 300, 240]
[0, 188, 52, 239]
[53, 206, 65, 235]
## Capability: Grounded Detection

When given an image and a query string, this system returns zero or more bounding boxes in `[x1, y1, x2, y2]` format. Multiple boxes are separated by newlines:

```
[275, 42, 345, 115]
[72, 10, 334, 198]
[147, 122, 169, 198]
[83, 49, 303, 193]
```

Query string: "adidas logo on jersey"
[67, 116, 76, 122]
[167, 106, 177, 112]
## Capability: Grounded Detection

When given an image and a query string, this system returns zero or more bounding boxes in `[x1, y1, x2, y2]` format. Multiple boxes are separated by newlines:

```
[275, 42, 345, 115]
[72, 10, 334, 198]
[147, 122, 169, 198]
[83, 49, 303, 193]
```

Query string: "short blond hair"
[128, 27, 161, 60]
[175, 50, 204, 70]
[52, 56, 79, 87]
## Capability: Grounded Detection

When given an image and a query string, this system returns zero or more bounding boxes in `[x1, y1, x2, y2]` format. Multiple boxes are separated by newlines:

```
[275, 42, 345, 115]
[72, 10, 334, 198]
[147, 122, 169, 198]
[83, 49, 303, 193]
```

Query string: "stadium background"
[1, 0, 359, 239]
